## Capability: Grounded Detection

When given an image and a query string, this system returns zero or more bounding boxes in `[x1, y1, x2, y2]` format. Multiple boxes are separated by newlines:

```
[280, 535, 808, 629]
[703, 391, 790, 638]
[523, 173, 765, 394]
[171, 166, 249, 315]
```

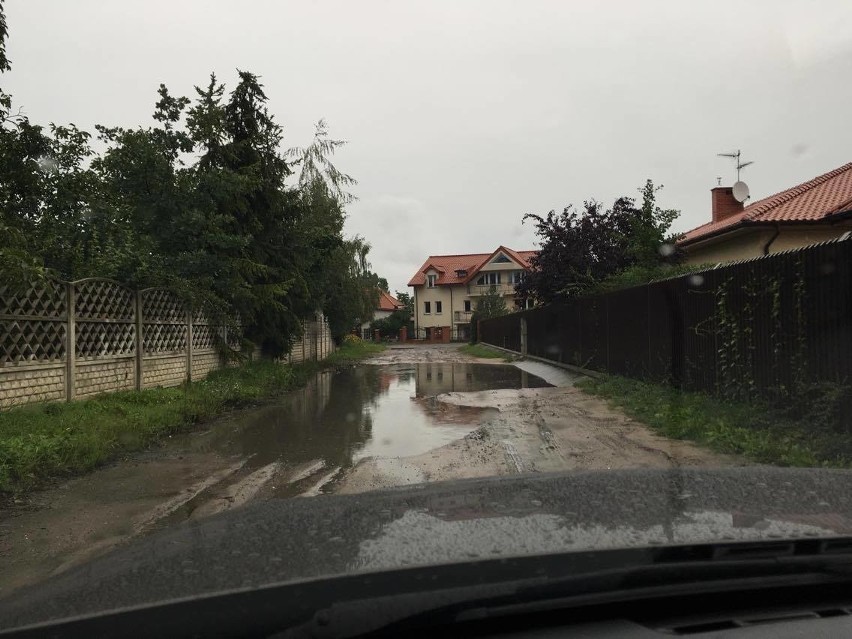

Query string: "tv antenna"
[717, 149, 754, 181]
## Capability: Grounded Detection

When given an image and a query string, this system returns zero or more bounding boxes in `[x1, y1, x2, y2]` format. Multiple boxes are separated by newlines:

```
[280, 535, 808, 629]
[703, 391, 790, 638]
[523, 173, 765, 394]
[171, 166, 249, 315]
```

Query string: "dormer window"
[455, 269, 467, 278]
[427, 274, 437, 288]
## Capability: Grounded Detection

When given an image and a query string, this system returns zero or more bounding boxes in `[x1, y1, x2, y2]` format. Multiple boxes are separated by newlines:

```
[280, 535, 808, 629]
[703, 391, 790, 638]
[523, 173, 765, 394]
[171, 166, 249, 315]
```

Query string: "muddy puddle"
[167, 363, 551, 499]
[0, 363, 551, 593]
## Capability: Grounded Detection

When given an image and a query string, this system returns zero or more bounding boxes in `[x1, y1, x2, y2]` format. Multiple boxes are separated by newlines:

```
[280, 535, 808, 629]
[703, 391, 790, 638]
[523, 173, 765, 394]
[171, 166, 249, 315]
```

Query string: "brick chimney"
[711, 186, 744, 223]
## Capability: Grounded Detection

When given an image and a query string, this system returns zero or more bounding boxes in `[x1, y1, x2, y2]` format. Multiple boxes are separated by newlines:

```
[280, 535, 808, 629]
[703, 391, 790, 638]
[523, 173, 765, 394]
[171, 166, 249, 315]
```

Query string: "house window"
[424, 301, 431, 314]
[515, 298, 535, 310]
[463, 300, 471, 312]
[509, 271, 525, 284]
[435, 301, 442, 314]
[476, 273, 501, 285]
[492, 254, 511, 263]
[427, 274, 437, 288]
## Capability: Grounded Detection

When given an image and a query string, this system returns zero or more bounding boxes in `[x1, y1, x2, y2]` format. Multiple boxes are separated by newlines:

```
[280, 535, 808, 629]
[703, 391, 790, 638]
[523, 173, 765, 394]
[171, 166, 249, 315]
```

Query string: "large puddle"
[174, 363, 551, 493]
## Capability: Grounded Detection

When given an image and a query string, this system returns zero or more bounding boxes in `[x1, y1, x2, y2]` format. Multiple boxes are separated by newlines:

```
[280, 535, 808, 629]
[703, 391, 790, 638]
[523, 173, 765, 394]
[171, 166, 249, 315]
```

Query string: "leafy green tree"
[371, 290, 413, 338]
[474, 286, 509, 319]
[469, 286, 509, 343]
[0, 13, 377, 356]
[628, 180, 681, 267]
[286, 121, 377, 340]
[519, 180, 680, 303]
[395, 291, 414, 317]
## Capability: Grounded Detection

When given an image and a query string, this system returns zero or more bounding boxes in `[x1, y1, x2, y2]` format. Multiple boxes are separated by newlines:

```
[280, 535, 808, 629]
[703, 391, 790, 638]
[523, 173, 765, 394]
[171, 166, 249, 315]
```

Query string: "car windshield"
[1, 0, 852, 630]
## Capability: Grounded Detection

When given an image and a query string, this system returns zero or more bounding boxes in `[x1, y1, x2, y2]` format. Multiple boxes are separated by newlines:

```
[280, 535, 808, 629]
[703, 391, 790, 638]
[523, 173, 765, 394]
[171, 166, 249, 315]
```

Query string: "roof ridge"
[745, 161, 852, 220]
[423, 248, 537, 258]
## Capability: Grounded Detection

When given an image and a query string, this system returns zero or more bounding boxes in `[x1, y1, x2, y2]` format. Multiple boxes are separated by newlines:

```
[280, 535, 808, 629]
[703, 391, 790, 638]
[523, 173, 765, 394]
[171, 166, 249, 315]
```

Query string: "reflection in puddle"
[413, 363, 551, 396]
[176, 364, 550, 494]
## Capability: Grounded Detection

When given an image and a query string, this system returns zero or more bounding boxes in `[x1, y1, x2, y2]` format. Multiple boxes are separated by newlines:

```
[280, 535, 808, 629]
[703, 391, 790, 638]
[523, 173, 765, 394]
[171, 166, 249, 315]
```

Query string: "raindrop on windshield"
[658, 243, 676, 257]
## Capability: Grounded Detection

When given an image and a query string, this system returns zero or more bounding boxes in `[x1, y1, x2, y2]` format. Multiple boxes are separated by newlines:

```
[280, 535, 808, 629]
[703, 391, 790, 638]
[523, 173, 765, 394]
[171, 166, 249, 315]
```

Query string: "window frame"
[476, 272, 501, 286]
[435, 301, 442, 314]
[424, 301, 431, 314]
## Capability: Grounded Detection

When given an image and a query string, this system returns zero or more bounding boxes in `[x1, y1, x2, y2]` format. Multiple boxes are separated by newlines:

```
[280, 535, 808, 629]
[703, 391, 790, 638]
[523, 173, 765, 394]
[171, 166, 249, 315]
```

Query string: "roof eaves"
[678, 219, 768, 247]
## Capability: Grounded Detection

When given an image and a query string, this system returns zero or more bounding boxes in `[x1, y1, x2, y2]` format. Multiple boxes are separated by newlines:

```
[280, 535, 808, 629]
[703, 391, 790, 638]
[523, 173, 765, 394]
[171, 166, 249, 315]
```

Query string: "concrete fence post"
[65, 282, 76, 401]
[520, 317, 528, 356]
[134, 289, 143, 391]
[186, 305, 193, 383]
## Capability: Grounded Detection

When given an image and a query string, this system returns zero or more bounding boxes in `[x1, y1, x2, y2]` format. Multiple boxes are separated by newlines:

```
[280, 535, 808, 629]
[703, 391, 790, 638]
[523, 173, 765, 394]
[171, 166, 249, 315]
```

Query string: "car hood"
[4, 466, 852, 628]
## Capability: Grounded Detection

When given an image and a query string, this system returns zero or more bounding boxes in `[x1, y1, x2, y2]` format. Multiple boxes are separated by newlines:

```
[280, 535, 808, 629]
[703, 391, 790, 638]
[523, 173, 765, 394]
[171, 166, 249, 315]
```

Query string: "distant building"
[407, 246, 537, 342]
[679, 162, 852, 265]
[360, 289, 403, 340]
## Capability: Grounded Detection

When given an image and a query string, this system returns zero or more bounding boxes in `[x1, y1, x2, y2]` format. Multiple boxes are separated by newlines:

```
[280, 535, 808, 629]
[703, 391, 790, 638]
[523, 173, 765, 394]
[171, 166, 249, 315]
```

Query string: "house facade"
[407, 246, 537, 342]
[360, 289, 403, 339]
[679, 162, 852, 265]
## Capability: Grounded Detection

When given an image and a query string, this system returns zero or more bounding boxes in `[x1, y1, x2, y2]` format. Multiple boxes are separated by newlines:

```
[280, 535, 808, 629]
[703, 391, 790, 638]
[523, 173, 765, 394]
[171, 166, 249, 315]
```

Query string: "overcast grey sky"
[5, 1, 852, 292]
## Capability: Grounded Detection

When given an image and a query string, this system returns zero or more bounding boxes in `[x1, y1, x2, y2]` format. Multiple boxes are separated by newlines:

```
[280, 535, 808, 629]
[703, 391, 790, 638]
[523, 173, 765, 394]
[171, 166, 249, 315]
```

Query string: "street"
[0, 344, 738, 596]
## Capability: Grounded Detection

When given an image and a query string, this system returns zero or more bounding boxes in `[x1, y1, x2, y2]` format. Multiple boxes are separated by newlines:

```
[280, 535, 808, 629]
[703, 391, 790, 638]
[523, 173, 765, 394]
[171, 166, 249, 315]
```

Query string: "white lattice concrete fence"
[279, 311, 335, 364]
[0, 278, 234, 409]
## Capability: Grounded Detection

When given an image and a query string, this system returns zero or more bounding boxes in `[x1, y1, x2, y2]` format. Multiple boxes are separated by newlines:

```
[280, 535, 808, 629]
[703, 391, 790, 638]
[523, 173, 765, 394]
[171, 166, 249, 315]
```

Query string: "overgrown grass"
[325, 340, 386, 365]
[577, 376, 852, 468]
[0, 340, 385, 494]
[460, 343, 512, 360]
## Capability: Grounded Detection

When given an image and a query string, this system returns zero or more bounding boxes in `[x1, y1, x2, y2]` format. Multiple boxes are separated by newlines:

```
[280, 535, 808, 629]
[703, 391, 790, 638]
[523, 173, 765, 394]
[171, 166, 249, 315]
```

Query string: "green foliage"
[0, 33, 384, 354]
[459, 343, 510, 360]
[579, 375, 852, 467]
[0, 337, 387, 494]
[324, 340, 386, 366]
[370, 290, 413, 338]
[469, 286, 509, 342]
[0, 360, 317, 494]
[591, 262, 708, 293]
[474, 285, 509, 319]
[520, 180, 681, 302]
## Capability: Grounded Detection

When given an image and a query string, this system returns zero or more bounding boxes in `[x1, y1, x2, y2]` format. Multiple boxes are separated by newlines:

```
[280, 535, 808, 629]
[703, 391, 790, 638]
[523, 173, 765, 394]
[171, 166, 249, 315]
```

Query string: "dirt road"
[335, 345, 738, 494]
[0, 344, 737, 596]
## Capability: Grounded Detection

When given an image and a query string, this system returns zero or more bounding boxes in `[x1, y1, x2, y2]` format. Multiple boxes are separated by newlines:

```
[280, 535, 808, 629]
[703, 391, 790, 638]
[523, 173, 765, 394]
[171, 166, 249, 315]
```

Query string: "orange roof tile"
[407, 247, 538, 287]
[680, 162, 852, 245]
[377, 289, 403, 312]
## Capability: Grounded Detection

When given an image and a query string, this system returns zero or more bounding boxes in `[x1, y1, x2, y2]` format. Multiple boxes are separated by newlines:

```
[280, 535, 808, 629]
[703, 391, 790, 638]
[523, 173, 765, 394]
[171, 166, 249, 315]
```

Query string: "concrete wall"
[142, 355, 187, 390]
[191, 350, 220, 380]
[281, 313, 335, 364]
[0, 364, 66, 408]
[0, 279, 232, 409]
[75, 358, 136, 399]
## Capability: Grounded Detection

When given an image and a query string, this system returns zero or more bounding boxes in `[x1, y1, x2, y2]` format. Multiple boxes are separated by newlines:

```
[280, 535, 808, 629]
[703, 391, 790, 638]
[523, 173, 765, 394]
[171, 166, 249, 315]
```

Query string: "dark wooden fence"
[479, 235, 852, 396]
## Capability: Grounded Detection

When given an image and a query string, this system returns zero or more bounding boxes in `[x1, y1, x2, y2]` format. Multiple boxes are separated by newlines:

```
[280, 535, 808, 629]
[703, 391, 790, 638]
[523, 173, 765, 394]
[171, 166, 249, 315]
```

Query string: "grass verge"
[325, 340, 386, 365]
[0, 340, 385, 494]
[460, 343, 512, 360]
[577, 375, 852, 468]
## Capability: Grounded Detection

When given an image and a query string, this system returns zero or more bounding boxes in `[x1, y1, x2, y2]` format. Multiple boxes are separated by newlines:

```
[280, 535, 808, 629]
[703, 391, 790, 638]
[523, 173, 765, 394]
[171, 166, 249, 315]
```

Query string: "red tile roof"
[680, 162, 852, 245]
[407, 246, 538, 287]
[377, 289, 403, 311]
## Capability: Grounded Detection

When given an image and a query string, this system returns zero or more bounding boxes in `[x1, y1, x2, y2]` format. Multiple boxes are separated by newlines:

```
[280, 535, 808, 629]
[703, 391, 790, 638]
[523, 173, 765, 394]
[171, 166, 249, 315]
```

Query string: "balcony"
[454, 310, 473, 323]
[467, 283, 517, 296]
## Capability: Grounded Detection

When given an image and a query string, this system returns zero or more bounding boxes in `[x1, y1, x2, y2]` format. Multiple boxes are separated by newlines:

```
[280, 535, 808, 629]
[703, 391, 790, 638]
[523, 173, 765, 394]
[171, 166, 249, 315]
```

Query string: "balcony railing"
[467, 283, 517, 296]
[454, 310, 473, 322]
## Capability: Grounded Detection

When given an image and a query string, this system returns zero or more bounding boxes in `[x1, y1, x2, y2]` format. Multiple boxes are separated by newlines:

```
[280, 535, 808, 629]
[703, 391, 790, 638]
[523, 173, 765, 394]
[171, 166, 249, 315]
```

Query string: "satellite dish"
[732, 181, 750, 203]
